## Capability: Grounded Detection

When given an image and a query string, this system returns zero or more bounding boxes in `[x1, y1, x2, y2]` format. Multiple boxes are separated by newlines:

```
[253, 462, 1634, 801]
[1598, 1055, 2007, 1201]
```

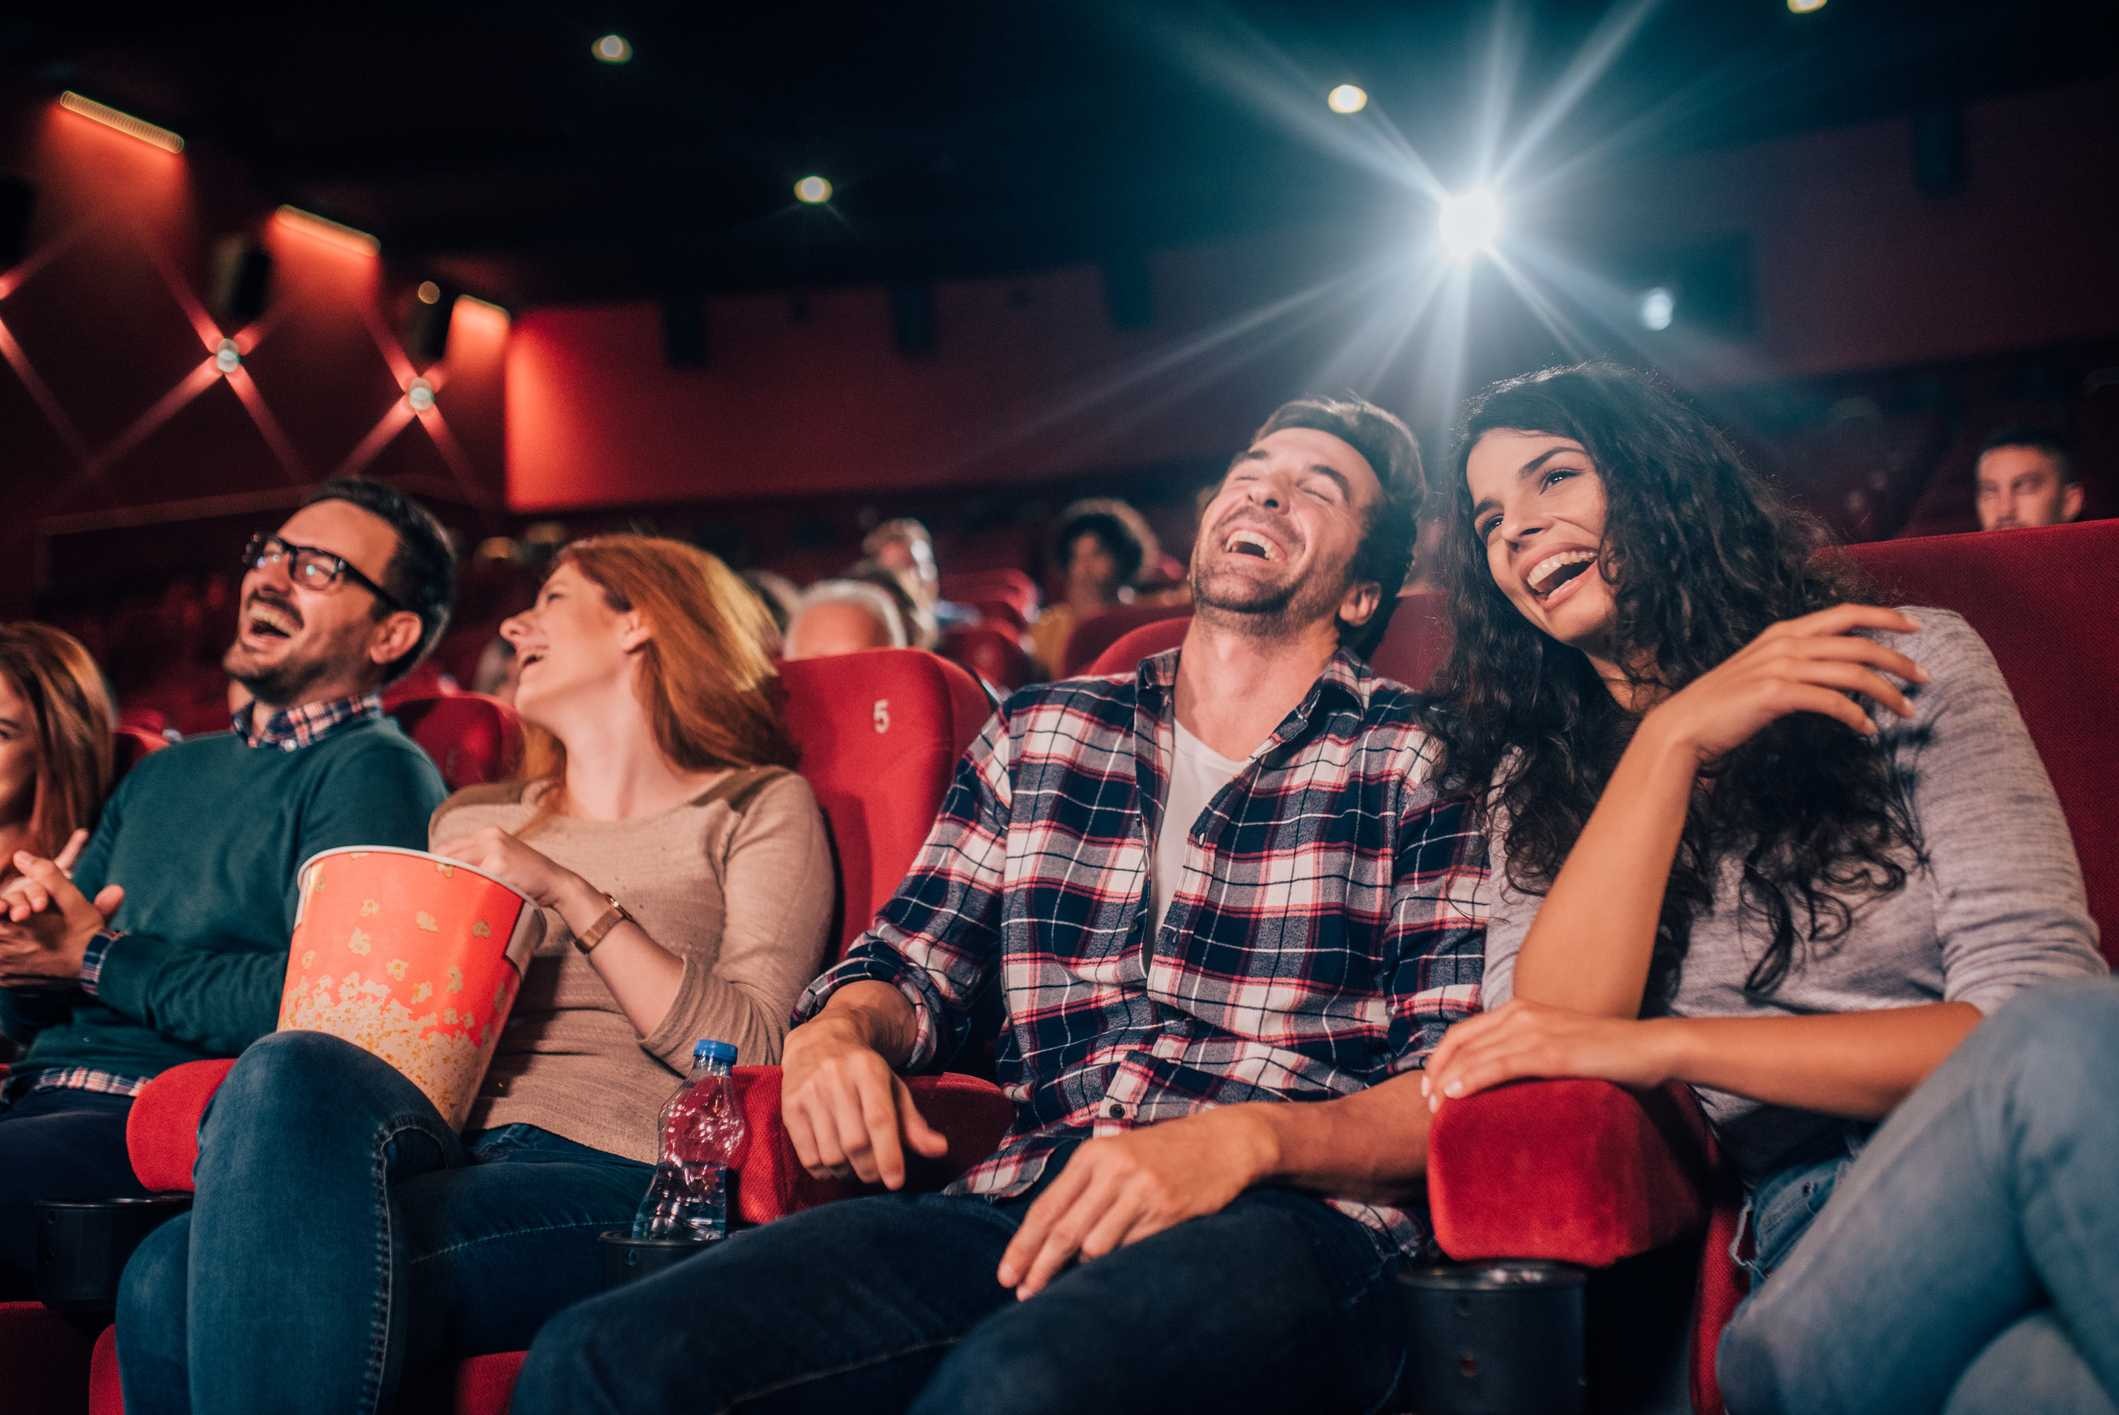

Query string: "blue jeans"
[511, 1182, 1411, 1415]
[114, 1031, 651, 1415]
[1719, 981, 2119, 1415]
[0, 1086, 150, 1295]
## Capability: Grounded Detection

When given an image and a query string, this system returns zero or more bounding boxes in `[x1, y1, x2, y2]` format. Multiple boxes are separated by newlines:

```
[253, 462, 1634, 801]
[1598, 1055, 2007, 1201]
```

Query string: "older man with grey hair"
[784, 579, 911, 660]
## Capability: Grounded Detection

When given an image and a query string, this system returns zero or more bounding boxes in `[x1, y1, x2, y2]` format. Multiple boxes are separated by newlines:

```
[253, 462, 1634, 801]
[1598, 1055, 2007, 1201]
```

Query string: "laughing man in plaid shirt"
[516, 396, 1487, 1415]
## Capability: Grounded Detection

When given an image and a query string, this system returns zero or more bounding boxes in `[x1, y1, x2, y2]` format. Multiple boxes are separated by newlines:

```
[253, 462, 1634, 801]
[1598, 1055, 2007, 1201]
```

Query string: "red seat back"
[780, 650, 991, 955]
[940, 569, 1038, 622]
[111, 727, 171, 783]
[938, 624, 1036, 694]
[1842, 522, 2119, 954]
[1082, 591, 1454, 690]
[386, 694, 522, 792]
[1062, 602, 1191, 676]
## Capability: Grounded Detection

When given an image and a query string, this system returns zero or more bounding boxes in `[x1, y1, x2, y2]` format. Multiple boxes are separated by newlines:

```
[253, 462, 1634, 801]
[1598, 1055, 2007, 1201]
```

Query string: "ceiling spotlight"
[1438, 188, 1503, 262]
[1639, 286, 1676, 332]
[407, 377, 435, 413]
[416, 280, 442, 305]
[1326, 83, 1368, 115]
[1786, 0, 1827, 12]
[214, 339, 241, 374]
[793, 175, 833, 205]
[592, 33, 632, 64]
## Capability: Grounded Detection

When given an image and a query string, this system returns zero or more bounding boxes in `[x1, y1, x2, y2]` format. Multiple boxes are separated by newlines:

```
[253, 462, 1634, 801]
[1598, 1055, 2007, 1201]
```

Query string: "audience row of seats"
[12, 521, 2114, 1414]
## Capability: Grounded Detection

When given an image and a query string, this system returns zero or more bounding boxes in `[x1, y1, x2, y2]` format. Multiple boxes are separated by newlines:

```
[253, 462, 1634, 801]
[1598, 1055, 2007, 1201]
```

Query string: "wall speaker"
[1101, 252, 1154, 330]
[660, 294, 709, 369]
[1912, 106, 1965, 199]
[0, 175, 33, 270]
[890, 284, 936, 357]
[406, 286, 457, 364]
[208, 236, 274, 329]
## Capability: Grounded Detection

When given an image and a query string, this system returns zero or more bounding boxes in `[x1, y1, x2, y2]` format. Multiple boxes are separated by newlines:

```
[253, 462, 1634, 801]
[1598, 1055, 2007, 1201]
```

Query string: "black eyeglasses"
[241, 534, 403, 612]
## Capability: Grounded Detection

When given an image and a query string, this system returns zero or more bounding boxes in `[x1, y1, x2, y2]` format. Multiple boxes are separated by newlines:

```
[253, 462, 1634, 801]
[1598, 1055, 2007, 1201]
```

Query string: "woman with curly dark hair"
[1419, 363, 2114, 1413]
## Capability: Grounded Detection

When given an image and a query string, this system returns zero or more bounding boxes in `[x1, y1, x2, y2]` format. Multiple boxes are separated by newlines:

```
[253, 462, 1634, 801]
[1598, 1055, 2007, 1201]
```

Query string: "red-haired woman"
[118, 537, 835, 1414]
[0, 623, 118, 1059]
[0, 623, 115, 884]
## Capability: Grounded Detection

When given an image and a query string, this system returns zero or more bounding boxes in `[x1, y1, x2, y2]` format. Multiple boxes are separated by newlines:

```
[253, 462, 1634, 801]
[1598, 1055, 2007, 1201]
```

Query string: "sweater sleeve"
[1892, 609, 2106, 1010]
[638, 772, 835, 1068]
[89, 735, 447, 1056]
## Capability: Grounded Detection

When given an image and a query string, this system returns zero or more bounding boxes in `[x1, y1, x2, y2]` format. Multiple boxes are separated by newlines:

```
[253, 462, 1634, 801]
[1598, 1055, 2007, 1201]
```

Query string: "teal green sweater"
[1, 719, 445, 1081]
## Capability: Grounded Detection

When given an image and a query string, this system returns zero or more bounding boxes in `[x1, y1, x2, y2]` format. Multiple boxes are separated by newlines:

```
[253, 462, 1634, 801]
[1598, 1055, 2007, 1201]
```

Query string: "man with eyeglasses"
[0, 479, 454, 1295]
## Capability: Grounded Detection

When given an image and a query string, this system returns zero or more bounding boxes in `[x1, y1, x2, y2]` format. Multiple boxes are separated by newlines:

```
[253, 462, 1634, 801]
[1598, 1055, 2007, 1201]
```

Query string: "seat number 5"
[872, 699, 891, 734]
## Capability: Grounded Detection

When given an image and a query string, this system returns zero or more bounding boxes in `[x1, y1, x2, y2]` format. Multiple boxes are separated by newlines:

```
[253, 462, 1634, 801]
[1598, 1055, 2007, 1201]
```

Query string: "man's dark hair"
[1051, 499, 1158, 587]
[1977, 425, 2077, 485]
[1248, 395, 1425, 658]
[301, 478, 456, 683]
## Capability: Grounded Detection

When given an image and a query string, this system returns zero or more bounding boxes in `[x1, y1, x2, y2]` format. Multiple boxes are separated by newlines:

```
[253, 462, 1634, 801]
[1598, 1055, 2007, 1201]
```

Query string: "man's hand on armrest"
[781, 981, 949, 1191]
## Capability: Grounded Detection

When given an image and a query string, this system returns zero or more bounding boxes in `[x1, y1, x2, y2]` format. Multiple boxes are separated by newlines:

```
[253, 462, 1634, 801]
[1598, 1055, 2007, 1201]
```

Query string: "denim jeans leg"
[1719, 981, 2119, 1415]
[910, 1187, 1409, 1415]
[140, 1031, 468, 1415]
[391, 1126, 650, 1366]
[1944, 1313, 2119, 1415]
[511, 1191, 1025, 1415]
[114, 1213, 196, 1415]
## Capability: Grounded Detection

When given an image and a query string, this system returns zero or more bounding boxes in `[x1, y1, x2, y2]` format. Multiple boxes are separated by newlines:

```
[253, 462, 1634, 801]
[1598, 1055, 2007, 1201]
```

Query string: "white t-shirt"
[1152, 720, 1249, 935]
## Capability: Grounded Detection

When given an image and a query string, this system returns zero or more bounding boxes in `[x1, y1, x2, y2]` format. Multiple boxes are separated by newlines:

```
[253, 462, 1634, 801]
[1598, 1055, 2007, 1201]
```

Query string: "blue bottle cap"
[693, 1039, 738, 1065]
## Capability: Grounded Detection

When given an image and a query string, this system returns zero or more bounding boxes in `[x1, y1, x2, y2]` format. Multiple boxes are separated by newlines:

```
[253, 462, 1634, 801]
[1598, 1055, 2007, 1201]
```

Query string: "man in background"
[1974, 426, 2085, 531]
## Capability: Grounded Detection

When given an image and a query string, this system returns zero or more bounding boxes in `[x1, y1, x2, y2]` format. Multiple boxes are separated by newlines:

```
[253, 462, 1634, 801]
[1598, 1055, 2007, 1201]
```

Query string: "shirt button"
[1106, 1102, 1125, 1120]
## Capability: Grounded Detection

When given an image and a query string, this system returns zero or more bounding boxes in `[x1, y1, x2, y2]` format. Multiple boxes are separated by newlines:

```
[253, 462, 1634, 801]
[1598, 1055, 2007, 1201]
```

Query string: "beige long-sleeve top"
[428, 767, 834, 1163]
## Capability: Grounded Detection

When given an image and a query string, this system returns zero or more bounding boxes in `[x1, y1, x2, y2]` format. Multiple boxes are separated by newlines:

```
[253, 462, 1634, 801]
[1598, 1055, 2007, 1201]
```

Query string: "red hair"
[0, 623, 116, 857]
[517, 537, 795, 801]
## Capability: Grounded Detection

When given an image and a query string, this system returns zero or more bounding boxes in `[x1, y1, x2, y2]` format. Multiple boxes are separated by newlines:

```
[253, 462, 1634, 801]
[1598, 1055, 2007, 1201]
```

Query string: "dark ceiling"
[9, 0, 2115, 305]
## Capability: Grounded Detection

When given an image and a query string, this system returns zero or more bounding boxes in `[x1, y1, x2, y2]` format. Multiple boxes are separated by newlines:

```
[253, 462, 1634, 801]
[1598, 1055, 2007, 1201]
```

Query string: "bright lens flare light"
[1787, 0, 1827, 12]
[1326, 83, 1368, 115]
[407, 377, 436, 413]
[593, 34, 633, 64]
[214, 339, 241, 374]
[1639, 287, 1675, 331]
[793, 175, 833, 205]
[1437, 189, 1503, 262]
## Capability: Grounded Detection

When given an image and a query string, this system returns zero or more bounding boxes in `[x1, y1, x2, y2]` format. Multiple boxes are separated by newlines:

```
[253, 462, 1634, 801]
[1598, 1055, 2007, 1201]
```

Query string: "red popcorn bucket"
[279, 846, 547, 1129]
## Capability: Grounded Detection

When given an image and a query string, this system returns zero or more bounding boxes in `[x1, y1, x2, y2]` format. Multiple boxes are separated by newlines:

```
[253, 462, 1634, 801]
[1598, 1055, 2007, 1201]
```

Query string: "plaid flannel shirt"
[796, 647, 1486, 1257]
[236, 690, 385, 751]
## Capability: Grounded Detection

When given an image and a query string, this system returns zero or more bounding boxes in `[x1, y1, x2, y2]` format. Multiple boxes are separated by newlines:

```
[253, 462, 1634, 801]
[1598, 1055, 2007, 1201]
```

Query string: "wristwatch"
[572, 895, 634, 955]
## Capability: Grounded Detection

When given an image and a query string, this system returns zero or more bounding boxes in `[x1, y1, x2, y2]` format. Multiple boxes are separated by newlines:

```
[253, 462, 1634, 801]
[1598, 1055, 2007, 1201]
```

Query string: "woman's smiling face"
[1465, 428, 1618, 654]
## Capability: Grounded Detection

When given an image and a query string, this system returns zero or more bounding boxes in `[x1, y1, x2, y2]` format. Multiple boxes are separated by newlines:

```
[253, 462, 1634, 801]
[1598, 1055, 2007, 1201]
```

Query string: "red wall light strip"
[273, 205, 380, 256]
[57, 92, 185, 154]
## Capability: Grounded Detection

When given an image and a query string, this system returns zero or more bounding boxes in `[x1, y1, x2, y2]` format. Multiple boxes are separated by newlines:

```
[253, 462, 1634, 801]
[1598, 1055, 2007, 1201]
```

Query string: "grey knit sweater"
[1480, 608, 2107, 1182]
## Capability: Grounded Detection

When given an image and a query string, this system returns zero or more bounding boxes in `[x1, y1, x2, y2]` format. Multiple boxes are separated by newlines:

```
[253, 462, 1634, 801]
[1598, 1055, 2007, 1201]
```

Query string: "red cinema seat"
[92, 649, 1010, 1415]
[939, 569, 1038, 623]
[1058, 602, 1186, 677]
[112, 727, 171, 781]
[1082, 591, 1453, 691]
[387, 694, 521, 792]
[1427, 521, 2119, 1414]
[938, 623, 1036, 695]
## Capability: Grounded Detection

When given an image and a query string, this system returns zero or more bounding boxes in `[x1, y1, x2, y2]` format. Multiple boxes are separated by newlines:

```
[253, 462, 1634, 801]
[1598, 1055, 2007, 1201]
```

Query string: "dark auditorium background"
[3, 1, 2116, 668]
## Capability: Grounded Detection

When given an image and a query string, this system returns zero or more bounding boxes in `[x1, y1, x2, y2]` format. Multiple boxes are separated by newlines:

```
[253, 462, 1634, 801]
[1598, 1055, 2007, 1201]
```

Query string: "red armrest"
[1427, 1079, 1717, 1268]
[731, 1067, 1013, 1225]
[122, 1058, 1014, 1224]
[126, 1059, 237, 1193]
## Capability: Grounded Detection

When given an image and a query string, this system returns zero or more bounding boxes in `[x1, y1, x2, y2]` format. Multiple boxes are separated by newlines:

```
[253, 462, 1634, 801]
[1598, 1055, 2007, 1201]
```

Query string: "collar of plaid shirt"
[796, 644, 1488, 1261]
[236, 690, 386, 750]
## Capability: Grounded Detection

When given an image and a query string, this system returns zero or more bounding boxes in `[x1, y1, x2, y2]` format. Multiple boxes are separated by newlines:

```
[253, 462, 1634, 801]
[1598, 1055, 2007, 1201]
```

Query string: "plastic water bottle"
[630, 1039, 746, 1242]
